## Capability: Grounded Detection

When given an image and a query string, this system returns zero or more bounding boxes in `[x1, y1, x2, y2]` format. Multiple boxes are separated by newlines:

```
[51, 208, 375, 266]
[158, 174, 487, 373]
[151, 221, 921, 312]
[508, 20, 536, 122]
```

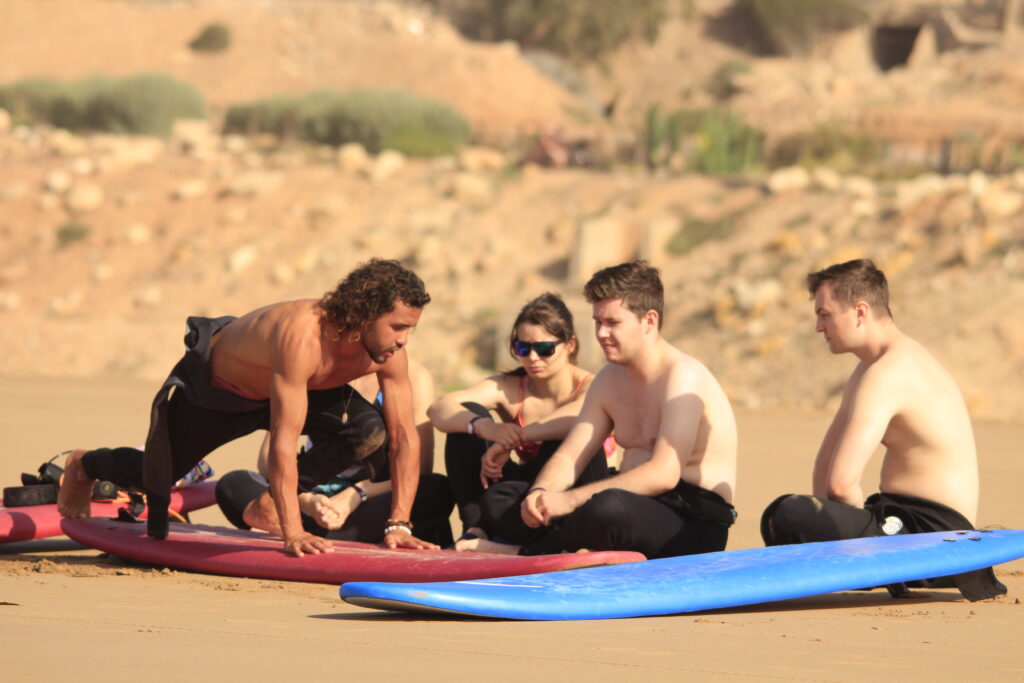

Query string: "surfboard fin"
[952, 568, 1007, 602]
[885, 582, 912, 598]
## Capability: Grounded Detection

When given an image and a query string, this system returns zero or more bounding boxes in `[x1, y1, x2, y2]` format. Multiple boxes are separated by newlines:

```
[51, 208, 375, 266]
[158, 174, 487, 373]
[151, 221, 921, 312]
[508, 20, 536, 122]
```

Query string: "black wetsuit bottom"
[214, 469, 455, 547]
[481, 479, 735, 559]
[760, 491, 974, 546]
[760, 492, 1005, 597]
[80, 385, 388, 495]
[444, 402, 608, 533]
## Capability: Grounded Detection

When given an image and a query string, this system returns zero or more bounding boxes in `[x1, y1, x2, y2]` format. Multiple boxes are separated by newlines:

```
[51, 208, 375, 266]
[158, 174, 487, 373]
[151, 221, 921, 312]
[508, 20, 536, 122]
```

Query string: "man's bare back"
[210, 300, 382, 399]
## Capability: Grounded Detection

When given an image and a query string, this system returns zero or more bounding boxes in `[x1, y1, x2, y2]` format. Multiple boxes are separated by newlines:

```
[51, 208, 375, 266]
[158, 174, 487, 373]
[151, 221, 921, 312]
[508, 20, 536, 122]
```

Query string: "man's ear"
[644, 309, 659, 332]
[854, 300, 869, 325]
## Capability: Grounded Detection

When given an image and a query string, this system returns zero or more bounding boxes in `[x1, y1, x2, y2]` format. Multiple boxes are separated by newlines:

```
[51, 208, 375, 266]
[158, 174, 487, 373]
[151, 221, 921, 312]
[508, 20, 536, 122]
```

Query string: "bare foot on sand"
[456, 537, 521, 555]
[452, 526, 486, 551]
[242, 491, 284, 536]
[57, 449, 94, 519]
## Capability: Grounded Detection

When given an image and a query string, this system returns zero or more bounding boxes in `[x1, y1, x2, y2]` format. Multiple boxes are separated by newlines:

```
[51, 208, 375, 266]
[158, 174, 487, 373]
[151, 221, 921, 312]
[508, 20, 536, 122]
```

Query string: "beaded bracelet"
[385, 519, 413, 535]
[526, 487, 547, 496]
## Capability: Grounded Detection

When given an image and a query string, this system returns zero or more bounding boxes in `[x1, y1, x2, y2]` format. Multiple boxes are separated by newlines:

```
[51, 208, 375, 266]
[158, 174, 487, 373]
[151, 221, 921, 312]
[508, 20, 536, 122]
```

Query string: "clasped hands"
[520, 487, 576, 528]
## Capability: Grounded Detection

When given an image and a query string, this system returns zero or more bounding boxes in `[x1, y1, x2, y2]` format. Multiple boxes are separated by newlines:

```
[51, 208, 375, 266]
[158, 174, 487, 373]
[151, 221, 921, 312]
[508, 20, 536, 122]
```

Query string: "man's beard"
[362, 335, 396, 364]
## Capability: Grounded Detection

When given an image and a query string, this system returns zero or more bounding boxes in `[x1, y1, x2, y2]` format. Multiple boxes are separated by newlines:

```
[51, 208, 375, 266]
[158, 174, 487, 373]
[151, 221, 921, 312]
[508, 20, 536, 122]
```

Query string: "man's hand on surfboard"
[383, 528, 439, 551]
[284, 531, 334, 557]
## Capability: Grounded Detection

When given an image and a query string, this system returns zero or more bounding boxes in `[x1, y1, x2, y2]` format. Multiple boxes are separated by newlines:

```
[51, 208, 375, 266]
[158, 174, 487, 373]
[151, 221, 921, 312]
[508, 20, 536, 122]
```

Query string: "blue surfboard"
[340, 529, 1024, 620]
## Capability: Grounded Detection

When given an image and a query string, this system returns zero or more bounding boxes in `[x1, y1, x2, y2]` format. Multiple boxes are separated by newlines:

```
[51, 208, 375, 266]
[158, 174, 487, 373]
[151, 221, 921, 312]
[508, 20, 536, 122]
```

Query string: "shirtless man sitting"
[58, 258, 437, 556]
[760, 258, 1004, 599]
[463, 261, 738, 559]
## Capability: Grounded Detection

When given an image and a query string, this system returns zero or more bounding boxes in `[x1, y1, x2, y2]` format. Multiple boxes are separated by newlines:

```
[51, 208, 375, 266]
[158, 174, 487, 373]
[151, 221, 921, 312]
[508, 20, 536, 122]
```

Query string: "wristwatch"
[467, 415, 486, 435]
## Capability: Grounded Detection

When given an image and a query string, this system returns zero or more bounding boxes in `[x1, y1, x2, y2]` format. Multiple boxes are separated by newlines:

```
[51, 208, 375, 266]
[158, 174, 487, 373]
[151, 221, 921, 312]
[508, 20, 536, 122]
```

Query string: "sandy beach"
[1, 375, 1021, 682]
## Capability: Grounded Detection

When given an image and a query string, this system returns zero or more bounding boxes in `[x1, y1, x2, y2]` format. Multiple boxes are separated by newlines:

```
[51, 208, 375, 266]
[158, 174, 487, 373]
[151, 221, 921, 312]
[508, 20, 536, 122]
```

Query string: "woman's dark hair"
[505, 292, 578, 373]
[318, 258, 430, 332]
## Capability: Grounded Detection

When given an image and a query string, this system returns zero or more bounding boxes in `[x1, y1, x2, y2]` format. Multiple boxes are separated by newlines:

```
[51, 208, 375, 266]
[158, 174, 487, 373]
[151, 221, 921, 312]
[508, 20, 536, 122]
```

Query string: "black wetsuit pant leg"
[482, 483, 729, 559]
[760, 492, 1004, 598]
[760, 494, 882, 546]
[215, 470, 455, 547]
[81, 385, 384, 491]
[444, 401, 608, 533]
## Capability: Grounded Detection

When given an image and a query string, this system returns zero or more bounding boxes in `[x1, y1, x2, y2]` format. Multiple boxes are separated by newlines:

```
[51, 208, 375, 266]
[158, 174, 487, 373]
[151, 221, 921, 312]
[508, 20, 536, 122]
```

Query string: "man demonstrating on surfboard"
[461, 261, 738, 559]
[58, 258, 438, 557]
[760, 259, 1002, 598]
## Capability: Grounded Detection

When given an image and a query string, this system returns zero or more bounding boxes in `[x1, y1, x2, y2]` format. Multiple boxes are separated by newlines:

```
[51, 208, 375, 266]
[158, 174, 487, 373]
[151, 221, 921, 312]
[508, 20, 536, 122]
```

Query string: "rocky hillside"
[0, 0, 1021, 423]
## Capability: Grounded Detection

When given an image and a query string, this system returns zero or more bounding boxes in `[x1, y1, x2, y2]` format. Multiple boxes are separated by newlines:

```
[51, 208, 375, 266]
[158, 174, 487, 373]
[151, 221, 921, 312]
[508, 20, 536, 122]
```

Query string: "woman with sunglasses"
[428, 292, 612, 548]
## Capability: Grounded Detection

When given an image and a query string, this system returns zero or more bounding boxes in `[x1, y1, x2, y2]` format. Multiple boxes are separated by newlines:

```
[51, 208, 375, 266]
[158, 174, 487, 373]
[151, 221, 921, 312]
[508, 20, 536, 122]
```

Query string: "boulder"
[567, 214, 632, 287]
[766, 166, 810, 194]
[65, 183, 104, 213]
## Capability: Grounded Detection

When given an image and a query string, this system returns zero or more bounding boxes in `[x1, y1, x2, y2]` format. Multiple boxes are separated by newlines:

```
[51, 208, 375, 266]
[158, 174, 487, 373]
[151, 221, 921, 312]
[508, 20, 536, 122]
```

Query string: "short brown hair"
[318, 258, 430, 332]
[508, 292, 579, 364]
[583, 260, 664, 328]
[806, 259, 892, 318]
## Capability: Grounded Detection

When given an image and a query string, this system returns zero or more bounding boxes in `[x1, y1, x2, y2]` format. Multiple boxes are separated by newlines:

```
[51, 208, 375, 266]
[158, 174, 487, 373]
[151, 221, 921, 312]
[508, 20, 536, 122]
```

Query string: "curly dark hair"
[318, 258, 430, 332]
[583, 260, 664, 329]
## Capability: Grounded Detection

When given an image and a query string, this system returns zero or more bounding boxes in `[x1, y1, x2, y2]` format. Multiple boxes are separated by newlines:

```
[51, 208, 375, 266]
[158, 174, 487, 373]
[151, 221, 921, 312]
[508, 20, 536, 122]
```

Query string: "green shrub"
[223, 95, 302, 138]
[691, 109, 762, 175]
[645, 104, 666, 169]
[768, 121, 884, 172]
[0, 74, 205, 136]
[739, 0, 867, 56]
[82, 74, 205, 136]
[56, 221, 91, 249]
[189, 23, 231, 53]
[0, 78, 75, 125]
[428, 0, 667, 62]
[225, 90, 470, 156]
[667, 216, 737, 256]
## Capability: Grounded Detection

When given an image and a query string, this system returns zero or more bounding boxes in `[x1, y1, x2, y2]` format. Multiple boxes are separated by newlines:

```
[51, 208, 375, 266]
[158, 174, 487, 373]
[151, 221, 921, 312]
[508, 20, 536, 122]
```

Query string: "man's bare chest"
[606, 393, 662, 450]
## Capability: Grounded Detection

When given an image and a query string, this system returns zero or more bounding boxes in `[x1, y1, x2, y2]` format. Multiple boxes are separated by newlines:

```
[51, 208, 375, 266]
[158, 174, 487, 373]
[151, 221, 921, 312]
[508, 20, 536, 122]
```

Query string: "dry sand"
[1, 375, 1022, 682]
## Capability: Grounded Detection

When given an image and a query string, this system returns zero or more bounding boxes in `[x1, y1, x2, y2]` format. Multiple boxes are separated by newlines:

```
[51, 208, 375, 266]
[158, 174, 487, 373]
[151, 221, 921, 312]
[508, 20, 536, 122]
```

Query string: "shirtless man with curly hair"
[59, 259, 436, 556]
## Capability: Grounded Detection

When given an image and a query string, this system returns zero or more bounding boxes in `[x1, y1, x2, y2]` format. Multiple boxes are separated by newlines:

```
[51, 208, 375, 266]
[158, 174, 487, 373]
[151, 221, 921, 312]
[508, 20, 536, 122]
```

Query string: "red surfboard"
[0, 481, 217, 544]
[61, 519, 647, 584]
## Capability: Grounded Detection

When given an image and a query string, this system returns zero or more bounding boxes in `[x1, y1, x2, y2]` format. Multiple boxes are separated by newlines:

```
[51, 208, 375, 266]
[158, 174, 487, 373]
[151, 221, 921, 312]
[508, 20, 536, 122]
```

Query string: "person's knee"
[760, 494, 818, 545]
[480, 481, 527, 528]
[575, 489, 632, 539]
[215, 470, 268, 530]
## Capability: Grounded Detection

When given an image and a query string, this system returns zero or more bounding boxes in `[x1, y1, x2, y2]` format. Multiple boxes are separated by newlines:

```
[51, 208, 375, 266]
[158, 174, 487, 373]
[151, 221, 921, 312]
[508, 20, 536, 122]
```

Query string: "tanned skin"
[60, 298, 433, 557]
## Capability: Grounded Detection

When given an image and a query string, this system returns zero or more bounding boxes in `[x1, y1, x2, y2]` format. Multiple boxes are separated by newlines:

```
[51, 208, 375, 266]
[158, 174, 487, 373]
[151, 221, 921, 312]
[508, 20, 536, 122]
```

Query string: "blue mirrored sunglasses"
[512, 340, 562, 357]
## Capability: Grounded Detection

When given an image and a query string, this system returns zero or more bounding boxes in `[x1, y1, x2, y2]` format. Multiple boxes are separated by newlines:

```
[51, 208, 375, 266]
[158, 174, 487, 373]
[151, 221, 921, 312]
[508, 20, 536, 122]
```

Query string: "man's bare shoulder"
[591, 362, 626, 385]
[662, 344, 716, 390]
[255, 299, 321, 333]
[232, 300, 327, 369]
[861, 334, 937, 386]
